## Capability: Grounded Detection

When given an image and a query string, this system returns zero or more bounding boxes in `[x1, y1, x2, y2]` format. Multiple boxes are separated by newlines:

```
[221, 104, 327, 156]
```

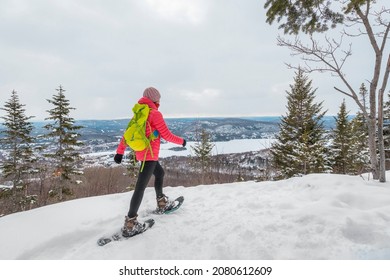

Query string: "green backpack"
[123, 103, 157, 154]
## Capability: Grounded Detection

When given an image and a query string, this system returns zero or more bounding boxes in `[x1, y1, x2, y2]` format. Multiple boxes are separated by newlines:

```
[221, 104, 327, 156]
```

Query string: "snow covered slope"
[0, 173, 390, 260]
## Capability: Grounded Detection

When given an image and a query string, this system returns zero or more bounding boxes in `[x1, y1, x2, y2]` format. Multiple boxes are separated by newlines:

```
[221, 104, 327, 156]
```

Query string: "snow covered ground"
[0, 173, 390, 260]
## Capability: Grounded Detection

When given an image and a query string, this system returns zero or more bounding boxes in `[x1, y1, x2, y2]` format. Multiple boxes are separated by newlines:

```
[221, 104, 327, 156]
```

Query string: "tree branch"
[354, 4, 380, 54]
[277, 34, 360, 102]
[379, 16, 390, 52]
[334, 86, 354, 98]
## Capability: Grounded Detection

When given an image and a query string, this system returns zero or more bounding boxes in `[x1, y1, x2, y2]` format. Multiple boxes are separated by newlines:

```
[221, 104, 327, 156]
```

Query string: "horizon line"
[24, 114, 347, 123]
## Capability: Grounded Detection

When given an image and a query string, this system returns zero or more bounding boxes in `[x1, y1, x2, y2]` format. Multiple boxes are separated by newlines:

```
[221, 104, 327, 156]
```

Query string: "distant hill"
[164, 117, 279, 141]
[21, 117, 281, 142]
[0, 116, 338, 156]
[22, 115, 338, 141]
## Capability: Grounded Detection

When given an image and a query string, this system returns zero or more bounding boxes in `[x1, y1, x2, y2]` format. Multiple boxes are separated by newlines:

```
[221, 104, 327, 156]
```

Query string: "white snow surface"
[159, 139, 275, 157]
[84, 139, 276, 160]
[1, 173, 390, 260]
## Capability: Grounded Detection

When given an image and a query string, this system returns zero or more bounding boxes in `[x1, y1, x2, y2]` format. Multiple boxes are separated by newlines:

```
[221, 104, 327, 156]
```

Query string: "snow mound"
[0, 173, 390, 260]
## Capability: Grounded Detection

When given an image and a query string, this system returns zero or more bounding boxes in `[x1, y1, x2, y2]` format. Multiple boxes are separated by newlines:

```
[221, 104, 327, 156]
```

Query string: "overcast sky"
[0, 0, 376, 121]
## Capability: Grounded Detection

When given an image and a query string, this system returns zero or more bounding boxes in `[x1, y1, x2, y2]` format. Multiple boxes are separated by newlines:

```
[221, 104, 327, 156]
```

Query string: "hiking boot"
[121, 216, 144, 237]
[156, 195, 175, 213]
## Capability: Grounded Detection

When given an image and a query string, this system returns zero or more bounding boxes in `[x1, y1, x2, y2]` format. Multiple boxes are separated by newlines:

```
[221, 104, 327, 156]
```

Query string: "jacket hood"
[138, 96, 158, 110]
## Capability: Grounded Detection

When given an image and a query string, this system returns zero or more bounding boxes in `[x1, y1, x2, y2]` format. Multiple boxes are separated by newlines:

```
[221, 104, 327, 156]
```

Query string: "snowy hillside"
[0, 173, 390, 260]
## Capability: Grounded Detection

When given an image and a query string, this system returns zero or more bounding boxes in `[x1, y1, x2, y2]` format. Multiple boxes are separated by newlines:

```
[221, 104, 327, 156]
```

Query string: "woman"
[114, 87, 186, 237]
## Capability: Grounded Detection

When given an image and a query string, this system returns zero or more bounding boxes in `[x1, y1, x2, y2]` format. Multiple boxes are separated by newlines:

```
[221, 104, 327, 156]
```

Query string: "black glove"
[182, 139, 187, 147]
[114, 153, 123, 164]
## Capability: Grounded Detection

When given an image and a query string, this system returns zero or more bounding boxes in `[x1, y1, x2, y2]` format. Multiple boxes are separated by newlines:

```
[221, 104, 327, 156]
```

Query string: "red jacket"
[116, 97, 184, 161]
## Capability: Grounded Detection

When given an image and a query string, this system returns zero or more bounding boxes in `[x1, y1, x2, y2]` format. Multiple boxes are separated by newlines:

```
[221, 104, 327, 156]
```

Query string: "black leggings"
[127, 161, 165, 218]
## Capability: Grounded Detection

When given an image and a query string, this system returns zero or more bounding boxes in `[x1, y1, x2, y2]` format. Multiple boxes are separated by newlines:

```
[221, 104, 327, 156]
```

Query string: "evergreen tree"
[271, 69, 328, 178]
[192, 129, 214, 184]
[43, 85, 83, 200]
[347, 83, 370, 174]
[349, 111, 370, 174]
[330, 100, 352, 174]
[330, 85, 369, 175]
[0, 90, 37, 210]
[383, 89, 390, 160]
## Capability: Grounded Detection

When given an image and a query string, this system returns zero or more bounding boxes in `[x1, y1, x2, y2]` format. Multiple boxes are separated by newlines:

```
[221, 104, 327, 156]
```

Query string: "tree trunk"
[378, 94, 386, 182]
[378, 55, 390, 182]
[367, 114, 379, 180]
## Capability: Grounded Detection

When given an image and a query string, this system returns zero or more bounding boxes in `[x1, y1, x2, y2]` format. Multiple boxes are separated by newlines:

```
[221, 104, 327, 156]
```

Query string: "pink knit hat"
[143, 87, 161, 102]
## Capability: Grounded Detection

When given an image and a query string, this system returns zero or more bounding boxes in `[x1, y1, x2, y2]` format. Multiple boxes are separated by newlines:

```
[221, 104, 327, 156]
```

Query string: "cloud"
[179, 88, 221, 102]
[143, 0, 209, 25]
[0, 0, 373, 120]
